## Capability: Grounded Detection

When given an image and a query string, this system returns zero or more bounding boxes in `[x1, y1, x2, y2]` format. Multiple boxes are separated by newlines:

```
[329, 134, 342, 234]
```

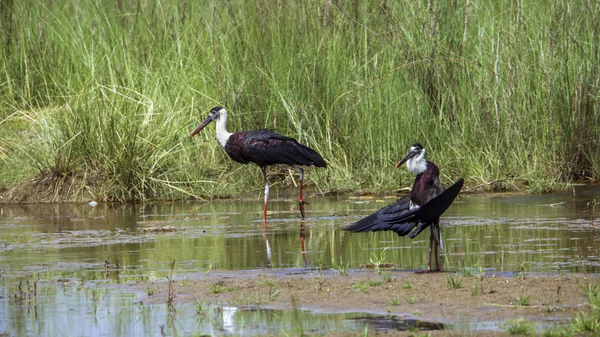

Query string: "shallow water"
[1, 185, 599, 336]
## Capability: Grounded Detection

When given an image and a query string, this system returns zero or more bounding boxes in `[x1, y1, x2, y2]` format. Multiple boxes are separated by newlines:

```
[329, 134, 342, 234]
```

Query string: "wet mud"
[134, 268, 594, 336]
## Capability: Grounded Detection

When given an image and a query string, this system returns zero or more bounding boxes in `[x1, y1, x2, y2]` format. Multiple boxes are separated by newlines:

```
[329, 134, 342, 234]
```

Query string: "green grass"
[401, 280, 414, 289]
[516, 295, 530, 306]
[445, 273, 463, 289]
[502, 318, 535, 335]
[1, 0, 600, 201]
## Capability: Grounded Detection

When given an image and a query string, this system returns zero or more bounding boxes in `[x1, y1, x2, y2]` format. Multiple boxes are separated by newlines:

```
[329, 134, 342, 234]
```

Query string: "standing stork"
[343, 143, 464, 271]
[190, 106, 327, 222]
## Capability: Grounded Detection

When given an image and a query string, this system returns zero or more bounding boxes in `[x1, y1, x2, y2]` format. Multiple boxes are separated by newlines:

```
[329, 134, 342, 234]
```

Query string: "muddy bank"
[130, 268, 595, 336]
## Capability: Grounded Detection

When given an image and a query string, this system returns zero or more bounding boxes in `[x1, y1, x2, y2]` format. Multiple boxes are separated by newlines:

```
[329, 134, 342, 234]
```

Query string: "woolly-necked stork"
[190, 106, 327, 222]
[343, 143, 464, 271]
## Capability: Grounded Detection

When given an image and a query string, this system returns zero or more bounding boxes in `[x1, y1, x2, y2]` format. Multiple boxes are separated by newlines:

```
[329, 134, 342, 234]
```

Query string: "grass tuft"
[502, 318, 535, 335]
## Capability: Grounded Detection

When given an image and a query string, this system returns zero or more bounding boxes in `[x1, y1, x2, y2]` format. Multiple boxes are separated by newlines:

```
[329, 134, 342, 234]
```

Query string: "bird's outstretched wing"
[343, 178, 464, 237]
[343, 195, 417, 236]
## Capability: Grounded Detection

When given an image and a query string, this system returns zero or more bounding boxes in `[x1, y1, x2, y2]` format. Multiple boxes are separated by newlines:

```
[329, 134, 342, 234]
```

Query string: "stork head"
[396, 143, 427, 174]
[190, 106, 227, 138]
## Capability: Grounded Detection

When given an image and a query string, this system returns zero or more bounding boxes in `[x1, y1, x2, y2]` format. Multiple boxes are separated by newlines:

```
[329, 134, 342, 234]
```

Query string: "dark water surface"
[1, 185, 599, 336]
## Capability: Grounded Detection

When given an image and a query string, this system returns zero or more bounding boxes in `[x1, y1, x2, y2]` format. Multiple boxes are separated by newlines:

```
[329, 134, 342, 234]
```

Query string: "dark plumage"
[344, 178, 464, 236]
[343, 144, 463, 271]
[224, 130, 327, 167]
[190, 106, 326, 222]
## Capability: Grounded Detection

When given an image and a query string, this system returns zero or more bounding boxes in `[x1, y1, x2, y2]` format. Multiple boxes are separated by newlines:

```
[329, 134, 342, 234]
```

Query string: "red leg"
[261, 166, 269, 226]
[295, 166, 307, 219]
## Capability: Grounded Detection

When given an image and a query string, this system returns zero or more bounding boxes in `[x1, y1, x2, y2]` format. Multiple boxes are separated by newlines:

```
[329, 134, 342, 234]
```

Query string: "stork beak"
[190, 114, 216, 138]
[395, 150, 418, 169]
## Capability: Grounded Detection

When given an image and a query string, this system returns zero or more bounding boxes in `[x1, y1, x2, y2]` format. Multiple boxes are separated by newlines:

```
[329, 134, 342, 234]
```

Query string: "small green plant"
[258, 279, 276, 287]
[407, 296, 417, 304]
[581, 283, 600, 312]
[516, 295, 530, 306]
[210, 283, 238, 294]
[518, 261, 527, 280]
[389, 298, 400, 306]
[380, 273, 392, 283]
[211, 284, 227, 294]
[351, 280, 370, 292]
[502, 318, 535, 335]
[268, 287, 280, 301]
[571, 312, 600, 333]
[147, 287, 155, 296]
[333, 258, 349, 275]
[541, 326, 570, 337]
[367, 279, 384, 287]
[401, 280, 414, 289]
[370, 247, 390, 274]
[470, 278, 479, 296]
[412, 310, 421, 316]
[195, 300, 210, 316]
[461, 267, 475, 277]
[445, 273, 463, 289]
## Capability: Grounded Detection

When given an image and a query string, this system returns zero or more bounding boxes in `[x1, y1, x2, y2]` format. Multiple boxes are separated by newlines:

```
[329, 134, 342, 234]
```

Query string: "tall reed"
[0, 0, 598, 201]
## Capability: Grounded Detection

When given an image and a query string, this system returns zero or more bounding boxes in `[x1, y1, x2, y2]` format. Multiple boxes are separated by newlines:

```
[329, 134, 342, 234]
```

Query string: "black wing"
[343, 195, 417, 236]
[239, 130, 326, 167]
[343, 178, 464, 237]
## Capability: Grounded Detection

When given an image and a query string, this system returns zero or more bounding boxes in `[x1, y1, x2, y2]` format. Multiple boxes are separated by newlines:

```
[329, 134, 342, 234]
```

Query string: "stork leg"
[429, 222, 441, 272]
[299, 220, 307, 267]
[428, 228, 434, 271]
[294, 166, 307, 219]
[261, 166, 269, 225]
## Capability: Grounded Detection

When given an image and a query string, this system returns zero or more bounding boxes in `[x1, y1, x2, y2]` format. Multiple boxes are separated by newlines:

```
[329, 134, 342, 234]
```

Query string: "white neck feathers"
[215, 109, 233, 148]
[407, 150, 427, 175]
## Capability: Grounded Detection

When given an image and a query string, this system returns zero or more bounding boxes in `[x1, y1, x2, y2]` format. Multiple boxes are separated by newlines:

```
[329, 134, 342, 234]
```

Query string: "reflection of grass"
[502, 318, 535, 335]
